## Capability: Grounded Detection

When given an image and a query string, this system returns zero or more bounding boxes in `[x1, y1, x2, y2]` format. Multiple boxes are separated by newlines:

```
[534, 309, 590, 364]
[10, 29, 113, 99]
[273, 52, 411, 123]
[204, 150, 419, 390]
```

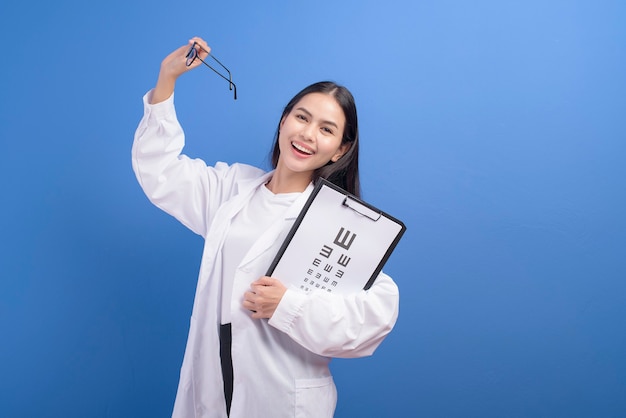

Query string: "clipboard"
[266, 178, 406, 294]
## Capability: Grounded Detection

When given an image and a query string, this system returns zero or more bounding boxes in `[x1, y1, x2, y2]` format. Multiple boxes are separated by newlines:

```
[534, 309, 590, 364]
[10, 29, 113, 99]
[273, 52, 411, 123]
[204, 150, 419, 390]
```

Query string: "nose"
[301, 123, 315, 142]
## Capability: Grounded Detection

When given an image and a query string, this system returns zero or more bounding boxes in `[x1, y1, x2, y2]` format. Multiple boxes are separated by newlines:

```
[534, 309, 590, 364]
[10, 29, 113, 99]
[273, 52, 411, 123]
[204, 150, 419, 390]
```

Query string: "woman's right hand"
[150, 37, 212, 104]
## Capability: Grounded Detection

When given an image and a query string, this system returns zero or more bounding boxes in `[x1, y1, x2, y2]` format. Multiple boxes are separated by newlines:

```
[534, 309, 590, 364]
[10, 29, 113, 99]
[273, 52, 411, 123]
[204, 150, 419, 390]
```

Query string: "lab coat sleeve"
[131, 90, 264, 237]
[268, 272, 399, 358]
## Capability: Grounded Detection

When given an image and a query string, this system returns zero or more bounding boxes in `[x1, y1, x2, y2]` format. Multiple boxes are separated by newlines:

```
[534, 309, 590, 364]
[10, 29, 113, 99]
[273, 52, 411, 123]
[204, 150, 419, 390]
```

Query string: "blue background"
[1, 1, 625, 417]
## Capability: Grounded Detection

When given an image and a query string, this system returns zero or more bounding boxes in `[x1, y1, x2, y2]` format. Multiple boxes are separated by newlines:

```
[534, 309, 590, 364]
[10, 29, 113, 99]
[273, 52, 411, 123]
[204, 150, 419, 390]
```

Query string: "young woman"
[132, 37, 399, 418]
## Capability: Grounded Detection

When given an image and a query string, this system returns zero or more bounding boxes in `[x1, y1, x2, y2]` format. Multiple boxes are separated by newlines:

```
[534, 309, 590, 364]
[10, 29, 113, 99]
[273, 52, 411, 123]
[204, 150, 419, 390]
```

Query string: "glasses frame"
[186, 42, 237, 100]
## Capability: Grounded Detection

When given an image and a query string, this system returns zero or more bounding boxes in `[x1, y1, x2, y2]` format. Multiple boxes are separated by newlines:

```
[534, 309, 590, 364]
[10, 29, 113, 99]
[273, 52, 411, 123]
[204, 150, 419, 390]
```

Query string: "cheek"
[278, 122, 295, 142]
[322, 138, 344, 155]
[278, 131, 291, 150]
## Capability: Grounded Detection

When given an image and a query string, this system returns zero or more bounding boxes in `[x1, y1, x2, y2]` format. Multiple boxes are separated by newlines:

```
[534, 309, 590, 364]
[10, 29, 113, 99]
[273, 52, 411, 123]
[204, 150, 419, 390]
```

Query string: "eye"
[295, 114, 308, 122]
[321, 126, 334, 135]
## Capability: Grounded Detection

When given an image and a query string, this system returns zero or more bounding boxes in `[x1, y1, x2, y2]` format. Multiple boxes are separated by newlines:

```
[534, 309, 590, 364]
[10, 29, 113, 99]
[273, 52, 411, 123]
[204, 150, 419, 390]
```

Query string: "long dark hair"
[270, 81, 361, 197]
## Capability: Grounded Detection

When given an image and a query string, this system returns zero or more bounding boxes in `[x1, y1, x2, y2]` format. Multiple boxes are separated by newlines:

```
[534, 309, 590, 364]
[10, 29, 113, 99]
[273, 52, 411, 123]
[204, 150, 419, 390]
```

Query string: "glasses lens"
[185, 45, 197, 67]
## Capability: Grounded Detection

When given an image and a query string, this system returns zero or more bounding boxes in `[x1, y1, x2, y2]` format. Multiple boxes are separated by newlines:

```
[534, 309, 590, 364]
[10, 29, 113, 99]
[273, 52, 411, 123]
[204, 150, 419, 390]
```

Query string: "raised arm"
[132, 37, 254, 236]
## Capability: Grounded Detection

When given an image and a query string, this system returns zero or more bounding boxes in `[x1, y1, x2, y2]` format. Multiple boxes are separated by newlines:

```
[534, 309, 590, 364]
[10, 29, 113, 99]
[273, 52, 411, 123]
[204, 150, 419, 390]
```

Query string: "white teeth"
[292, 142, 313, 155]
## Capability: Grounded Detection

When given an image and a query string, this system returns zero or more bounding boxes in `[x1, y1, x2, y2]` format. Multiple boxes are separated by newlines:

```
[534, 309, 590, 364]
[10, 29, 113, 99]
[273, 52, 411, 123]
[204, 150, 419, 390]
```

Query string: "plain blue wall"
[1, 1, 625, 417]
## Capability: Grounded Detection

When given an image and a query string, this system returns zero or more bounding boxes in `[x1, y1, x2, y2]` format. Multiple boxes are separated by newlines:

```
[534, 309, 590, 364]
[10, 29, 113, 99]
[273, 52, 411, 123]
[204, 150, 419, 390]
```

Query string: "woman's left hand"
[242, 276, 287, 319]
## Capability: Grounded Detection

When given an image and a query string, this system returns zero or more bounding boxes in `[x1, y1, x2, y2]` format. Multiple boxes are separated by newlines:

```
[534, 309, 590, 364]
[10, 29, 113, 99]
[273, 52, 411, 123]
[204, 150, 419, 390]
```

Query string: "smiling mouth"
[292, 142, 314, 155]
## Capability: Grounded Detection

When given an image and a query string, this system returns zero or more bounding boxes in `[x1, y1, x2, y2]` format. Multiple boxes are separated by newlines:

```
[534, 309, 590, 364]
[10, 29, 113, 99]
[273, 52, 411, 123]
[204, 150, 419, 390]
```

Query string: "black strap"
[220, 323, 234, 416]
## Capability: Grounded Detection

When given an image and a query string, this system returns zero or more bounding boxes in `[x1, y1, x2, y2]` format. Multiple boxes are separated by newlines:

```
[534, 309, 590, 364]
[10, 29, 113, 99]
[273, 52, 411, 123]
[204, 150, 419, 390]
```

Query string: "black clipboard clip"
[342, 195, 382, 221]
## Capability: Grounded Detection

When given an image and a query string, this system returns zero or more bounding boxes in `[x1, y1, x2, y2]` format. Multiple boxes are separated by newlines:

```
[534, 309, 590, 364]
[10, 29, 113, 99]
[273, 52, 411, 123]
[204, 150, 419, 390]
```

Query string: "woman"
[132, 37, 399, 418]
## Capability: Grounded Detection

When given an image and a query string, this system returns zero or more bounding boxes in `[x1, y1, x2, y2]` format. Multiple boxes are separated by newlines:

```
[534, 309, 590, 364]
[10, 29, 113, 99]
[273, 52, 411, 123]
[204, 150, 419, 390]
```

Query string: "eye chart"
[267, 179, 406, 295]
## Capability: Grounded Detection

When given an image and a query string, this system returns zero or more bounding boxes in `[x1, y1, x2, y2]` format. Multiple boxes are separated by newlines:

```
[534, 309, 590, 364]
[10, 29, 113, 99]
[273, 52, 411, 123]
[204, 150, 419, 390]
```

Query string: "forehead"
[293, 93, 345, 126]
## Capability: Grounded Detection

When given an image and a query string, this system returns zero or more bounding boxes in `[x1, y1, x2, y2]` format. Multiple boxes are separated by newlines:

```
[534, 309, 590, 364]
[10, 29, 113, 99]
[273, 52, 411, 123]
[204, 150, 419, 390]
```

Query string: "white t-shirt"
[221, 184, 299, 324]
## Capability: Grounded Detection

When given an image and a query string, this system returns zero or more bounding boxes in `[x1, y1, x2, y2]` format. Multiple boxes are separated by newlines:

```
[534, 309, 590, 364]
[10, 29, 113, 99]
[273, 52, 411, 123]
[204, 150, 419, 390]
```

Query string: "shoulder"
[209, 162, 271, 197]
[214, 161, 267, 179]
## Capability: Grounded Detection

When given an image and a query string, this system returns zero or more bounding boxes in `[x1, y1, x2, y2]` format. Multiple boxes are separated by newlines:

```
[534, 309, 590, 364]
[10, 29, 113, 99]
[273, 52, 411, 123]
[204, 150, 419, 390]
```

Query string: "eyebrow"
[295, 106, 339, 130]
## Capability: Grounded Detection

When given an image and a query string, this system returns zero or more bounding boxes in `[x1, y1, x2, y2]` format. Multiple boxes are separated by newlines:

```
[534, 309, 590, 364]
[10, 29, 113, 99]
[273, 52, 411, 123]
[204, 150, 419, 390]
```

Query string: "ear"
[331, 143, 351, 162]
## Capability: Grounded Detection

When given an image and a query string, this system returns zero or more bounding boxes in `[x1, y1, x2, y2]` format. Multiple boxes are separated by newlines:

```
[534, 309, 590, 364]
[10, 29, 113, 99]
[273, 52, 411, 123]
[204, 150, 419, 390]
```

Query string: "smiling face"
[274, 92, 349, 187]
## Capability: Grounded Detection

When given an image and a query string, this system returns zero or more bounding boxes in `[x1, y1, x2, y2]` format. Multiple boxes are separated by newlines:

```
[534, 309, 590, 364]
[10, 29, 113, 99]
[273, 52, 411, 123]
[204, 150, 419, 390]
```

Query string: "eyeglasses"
[186, 42, 237, 100]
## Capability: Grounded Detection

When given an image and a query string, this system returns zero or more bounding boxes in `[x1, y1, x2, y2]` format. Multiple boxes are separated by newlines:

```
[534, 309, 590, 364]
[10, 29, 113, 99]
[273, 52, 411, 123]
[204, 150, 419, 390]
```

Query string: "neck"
[266, 168, 311, 194]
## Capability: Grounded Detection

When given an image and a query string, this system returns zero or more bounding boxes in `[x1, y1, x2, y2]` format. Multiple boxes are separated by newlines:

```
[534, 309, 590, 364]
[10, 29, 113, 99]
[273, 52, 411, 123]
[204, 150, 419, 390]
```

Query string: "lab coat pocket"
[295, 376, 336, 418]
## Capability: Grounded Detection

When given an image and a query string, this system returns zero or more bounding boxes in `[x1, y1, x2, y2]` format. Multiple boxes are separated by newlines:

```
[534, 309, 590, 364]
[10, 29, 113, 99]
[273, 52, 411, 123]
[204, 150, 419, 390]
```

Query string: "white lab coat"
[132, 91, 399, 418]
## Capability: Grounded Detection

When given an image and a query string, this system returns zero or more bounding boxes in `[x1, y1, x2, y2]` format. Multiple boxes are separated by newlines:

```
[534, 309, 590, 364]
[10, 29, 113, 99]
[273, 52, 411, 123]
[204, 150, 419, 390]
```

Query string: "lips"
[291, 141, 314, 155]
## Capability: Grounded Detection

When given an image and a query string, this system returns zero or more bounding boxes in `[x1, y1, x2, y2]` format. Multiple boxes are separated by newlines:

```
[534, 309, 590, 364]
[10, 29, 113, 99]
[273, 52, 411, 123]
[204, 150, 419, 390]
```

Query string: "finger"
[188, 36, 211, 56]
[252, 276, 274, 287]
